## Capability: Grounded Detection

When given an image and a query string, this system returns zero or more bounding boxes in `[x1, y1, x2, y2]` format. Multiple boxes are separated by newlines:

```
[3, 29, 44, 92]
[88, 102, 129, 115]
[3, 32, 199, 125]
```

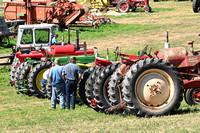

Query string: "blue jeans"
[51, 83, 65, 109]
[65, 80, 77, 109]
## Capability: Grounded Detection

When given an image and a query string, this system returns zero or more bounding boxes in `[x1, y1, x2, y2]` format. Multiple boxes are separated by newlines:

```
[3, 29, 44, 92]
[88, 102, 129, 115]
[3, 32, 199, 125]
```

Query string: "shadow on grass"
[176, 107, 200, 115]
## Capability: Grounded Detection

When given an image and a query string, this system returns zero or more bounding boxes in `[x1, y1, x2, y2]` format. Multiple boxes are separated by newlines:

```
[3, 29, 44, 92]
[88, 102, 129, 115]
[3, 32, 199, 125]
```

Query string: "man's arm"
[62, 73, 66, 83]
[49, 69, 52, 84]
[49, 77, 52, 84]
[78, 73, 82, 83]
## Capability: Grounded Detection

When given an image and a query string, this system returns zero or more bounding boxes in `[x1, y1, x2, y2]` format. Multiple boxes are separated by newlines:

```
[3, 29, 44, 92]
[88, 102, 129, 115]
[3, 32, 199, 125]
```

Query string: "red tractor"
[117, 0, 151, 13]
[104, 39, 200, 116]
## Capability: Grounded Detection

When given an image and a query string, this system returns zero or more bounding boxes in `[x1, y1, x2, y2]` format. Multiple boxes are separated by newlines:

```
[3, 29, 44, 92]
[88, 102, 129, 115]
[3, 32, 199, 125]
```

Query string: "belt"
[66, 79, 76, 81]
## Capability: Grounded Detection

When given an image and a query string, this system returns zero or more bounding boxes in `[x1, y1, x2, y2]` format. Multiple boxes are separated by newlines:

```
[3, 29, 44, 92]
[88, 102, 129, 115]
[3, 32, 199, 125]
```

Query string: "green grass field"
[1, 0, 200, 132]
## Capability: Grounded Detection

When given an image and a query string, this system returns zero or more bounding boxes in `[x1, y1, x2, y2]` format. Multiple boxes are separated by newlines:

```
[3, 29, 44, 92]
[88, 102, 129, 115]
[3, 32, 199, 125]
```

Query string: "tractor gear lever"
[114, 46, 119, 61]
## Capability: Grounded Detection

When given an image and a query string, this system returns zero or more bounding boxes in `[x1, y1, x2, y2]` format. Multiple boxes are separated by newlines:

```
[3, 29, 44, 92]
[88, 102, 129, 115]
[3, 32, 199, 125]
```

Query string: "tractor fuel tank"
[157, 47, 187, 67]
[50, 45, 75, 55]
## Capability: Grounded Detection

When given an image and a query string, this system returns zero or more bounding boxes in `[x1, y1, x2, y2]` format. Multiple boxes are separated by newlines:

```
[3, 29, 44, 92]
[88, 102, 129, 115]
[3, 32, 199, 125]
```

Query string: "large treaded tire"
[117, 0, 130, 13]
[28, 62, 51, 98]
[14, 62, 23, 90]
[78, 66, 98, 105]
[41, 78, 47, 98]
[10, 57, 20, 85]
[122, 58, 184, 117]
[193, 0, 200, 13]
[108, 68, 124, 106]
[184, 88, 200, 106]
[85, 66, 101, 111]
[93, 63, 121, 112]
[46, 78, 52, 100]
[18, 61, 32, 96]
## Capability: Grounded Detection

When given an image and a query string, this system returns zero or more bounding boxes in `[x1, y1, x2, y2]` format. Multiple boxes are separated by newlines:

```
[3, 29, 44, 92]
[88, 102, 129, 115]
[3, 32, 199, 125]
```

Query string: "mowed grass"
[1, 0, 200, 132]
[1, 69, 200, 132]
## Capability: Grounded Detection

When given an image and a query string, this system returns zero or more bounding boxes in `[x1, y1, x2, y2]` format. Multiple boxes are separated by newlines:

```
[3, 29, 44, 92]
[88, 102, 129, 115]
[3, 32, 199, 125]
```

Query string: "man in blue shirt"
[49, 58, 65, 109]
[62, 56, 82, 110]
[52, 34, 58, 44]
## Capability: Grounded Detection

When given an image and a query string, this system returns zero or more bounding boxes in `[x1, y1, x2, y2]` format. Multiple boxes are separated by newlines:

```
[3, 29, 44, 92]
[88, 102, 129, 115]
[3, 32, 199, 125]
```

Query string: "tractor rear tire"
[85, 66, 101, 111]
[184, 88, 200, 106]
[193, 0, 200, 13]
[122, 58, 184, 117]
[93, 63, 121, 112]
[41, 78, 47, 98]
[18, 61, 32, 96]
[10, 57, 20, 85]
[108, 68, 124, 106]
[117, 0, 130, 13]
[28, 62, 51, 98]
[14, 62, 23, 90]
[46, 78, 53, 100]
[78, 66, 98, 105]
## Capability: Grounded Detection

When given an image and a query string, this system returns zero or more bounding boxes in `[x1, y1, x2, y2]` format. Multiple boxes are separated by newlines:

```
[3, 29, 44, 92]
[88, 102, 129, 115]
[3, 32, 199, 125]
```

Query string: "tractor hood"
[157, 47, 187, 67]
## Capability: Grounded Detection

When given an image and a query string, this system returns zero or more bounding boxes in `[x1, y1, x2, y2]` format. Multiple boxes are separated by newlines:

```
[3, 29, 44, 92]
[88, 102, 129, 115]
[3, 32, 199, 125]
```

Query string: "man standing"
[52, 34, 58, 44]
[49, 58, 65, 109]
[62, 56, 82, 110]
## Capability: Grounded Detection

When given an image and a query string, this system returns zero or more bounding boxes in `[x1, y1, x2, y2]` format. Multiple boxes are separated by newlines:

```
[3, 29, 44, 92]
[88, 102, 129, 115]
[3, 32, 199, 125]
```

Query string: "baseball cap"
[54, 34, 58, 37]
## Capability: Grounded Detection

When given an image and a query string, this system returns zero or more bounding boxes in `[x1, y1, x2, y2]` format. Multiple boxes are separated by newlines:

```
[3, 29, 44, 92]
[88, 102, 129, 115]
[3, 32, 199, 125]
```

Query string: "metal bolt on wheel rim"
[135, 69, 175, 109]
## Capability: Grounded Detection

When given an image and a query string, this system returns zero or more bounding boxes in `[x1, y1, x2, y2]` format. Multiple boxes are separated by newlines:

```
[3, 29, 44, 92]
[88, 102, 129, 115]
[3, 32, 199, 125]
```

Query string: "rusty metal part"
[105, 82, 130, 113]
[135, 69, 174, 109]
[4, 0, 112, 27]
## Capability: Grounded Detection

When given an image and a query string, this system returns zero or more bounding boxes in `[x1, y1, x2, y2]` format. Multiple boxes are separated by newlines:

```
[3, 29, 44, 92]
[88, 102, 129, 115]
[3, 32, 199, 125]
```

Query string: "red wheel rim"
[145, 8, 149, 12]
[193, 89, 200, 102]
[120, 3, 128, 11]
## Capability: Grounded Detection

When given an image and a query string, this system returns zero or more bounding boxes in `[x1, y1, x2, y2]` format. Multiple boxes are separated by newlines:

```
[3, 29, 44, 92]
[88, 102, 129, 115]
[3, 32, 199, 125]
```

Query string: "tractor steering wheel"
[139, 45, 148, 59]
[114, 46, 119, 61]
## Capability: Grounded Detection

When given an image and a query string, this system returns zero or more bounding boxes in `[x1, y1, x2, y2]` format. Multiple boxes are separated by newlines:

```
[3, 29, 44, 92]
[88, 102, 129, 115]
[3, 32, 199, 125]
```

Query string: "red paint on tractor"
[95, 57, 112, 67]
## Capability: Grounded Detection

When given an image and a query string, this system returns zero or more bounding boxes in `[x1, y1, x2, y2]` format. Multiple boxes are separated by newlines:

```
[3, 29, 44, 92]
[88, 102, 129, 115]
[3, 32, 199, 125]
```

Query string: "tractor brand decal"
[188, 57, 198, 63]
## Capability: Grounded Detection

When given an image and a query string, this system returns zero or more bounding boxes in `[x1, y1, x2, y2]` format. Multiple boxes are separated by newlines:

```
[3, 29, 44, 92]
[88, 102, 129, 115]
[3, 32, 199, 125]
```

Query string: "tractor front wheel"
[122, 58, 184, 117]
[144, 6, 152, 12]
[184, 88, 200, 106]
[117, 0, 130, 13]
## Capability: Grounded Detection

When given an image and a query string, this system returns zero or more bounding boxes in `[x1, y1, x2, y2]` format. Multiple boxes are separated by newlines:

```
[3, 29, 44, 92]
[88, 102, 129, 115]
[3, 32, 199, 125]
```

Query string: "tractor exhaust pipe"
[84, 41, 87, 56]
[76, 30, 79, 51]
[106, 48, 109, 60]
[94, 47, 100, 57]
[164, 30, 170, 48]
[68, 26, 70, 44]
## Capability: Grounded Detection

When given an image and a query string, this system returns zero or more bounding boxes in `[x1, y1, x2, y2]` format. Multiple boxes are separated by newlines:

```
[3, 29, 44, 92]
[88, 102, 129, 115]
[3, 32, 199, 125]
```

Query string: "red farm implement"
[3, 0, 111, 29]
